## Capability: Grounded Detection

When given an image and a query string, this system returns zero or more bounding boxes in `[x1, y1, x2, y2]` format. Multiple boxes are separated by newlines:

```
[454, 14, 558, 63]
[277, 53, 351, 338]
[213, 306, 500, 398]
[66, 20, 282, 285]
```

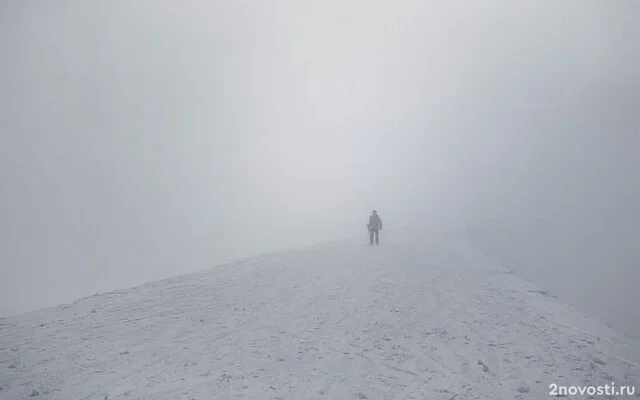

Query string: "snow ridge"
[1, 234, 639, 399]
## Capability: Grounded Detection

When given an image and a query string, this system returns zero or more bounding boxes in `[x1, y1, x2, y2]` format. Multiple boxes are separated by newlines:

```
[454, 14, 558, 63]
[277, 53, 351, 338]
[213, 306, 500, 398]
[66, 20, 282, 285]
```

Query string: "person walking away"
[368, 210, 382, 245]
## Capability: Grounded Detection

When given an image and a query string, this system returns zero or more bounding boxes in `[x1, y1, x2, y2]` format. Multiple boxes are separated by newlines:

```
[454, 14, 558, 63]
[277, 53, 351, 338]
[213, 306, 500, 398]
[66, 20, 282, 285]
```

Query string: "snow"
[1, 230, 639, 399]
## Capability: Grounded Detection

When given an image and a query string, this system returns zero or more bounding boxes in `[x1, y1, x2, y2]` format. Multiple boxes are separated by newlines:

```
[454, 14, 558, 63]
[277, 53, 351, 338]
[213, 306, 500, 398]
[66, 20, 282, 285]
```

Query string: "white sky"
[1, 1, 639, 320]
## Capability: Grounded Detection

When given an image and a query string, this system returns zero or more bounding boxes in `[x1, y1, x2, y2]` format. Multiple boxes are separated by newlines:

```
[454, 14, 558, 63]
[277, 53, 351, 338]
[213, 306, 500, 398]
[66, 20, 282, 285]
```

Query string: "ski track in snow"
[1, 232, 639, 400]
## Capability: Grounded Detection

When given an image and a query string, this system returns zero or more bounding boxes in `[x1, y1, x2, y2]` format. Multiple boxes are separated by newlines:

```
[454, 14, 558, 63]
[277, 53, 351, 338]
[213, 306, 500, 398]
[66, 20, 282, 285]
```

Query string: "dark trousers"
[369, 229, 379, 245]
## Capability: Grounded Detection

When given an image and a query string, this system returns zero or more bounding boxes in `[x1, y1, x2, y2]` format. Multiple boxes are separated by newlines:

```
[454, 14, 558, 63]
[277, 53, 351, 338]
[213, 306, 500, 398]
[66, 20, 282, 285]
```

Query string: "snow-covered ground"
[1, 229, 639, 399]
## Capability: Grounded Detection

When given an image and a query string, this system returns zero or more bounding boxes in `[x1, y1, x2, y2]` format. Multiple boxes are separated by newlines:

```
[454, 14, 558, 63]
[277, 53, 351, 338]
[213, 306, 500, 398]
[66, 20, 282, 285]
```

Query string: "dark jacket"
[368, 213, 382, 231]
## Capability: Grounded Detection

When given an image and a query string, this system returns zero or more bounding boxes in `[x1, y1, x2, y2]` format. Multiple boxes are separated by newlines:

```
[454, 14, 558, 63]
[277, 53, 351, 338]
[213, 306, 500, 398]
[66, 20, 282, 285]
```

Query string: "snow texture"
[1, 230, 639, 399]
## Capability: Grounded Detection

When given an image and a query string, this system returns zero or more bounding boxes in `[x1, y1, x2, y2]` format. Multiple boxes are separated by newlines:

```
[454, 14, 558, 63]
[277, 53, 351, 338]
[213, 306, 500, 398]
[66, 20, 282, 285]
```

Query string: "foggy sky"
[1, 0, 639, 335]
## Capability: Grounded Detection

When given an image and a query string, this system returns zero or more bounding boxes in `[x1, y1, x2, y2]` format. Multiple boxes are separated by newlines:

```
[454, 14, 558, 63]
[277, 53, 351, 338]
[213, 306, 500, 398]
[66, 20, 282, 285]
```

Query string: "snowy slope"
[1, 231, 639, 400]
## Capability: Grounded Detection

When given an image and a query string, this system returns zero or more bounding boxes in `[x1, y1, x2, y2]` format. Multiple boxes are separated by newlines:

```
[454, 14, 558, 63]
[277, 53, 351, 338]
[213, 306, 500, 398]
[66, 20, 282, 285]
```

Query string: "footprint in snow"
[477, 360, 490, 373]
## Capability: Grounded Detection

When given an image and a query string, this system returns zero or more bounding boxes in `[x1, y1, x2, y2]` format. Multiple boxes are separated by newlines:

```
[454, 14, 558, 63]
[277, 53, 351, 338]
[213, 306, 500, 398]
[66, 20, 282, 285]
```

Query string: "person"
[367, 210, 382, 245]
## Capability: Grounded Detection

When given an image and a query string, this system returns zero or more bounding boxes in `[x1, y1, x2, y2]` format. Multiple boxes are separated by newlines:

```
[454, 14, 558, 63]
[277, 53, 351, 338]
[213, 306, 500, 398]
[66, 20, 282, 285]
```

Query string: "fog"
[1, 1, 639, 337]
